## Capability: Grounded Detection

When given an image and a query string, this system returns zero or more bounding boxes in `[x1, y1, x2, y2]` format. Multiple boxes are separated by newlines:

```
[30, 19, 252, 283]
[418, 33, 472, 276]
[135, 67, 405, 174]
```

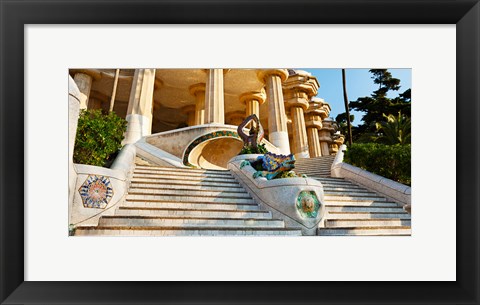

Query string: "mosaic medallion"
[296, 191, 320, 218]
[78, 175, 114, 209]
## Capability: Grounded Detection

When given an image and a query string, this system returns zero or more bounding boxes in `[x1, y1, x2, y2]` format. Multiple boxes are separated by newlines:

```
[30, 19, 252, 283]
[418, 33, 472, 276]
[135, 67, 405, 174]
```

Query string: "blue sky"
[301, 68, 412, 126]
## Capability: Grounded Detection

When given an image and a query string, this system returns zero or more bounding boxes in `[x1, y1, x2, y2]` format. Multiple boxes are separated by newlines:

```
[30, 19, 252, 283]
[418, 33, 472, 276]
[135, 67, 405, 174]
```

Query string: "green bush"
[239, 143, 269, 155]
[344, 143, 411, 186]
[73, 109, 127, 167]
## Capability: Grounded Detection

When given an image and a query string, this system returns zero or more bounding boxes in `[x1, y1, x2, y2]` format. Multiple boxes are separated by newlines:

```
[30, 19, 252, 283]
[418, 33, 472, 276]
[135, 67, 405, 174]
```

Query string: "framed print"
[1, 0, 479, 304]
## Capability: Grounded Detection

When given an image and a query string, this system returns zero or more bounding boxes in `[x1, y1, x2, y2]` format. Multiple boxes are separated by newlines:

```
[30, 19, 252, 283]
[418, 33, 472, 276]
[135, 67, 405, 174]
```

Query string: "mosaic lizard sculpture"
[241, 152, 297, 180]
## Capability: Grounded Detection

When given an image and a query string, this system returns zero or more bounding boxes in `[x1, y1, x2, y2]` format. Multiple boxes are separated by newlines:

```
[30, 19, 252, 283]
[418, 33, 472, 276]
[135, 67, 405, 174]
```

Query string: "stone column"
[283, 70, 319, 158]
[240, 89, 266, 118]
[182, 105, 196, 127]
[123, 68, 156, 144]
[68, 76, 81, 210]
[189, 83, 206, 125]
[257, 69, 290, 154]
[204, 69, 225, 124]
[305, 100, 324, 158]
[319, 118, 335, 156]
[70, 69, 102, 110]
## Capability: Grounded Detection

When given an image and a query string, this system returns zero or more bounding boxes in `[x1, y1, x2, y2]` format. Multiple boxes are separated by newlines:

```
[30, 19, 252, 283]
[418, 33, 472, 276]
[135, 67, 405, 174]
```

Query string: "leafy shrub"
[239, 143, 268, 155]
[344, 143, 411, 185]
[73, 110, 127, 167]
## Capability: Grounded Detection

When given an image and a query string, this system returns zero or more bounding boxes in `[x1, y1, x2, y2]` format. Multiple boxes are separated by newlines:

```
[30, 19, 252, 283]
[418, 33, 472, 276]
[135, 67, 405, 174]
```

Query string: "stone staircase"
[294, 155, 335, 177]
[294, 156, 412, 236]
[75, 164, 302, 236]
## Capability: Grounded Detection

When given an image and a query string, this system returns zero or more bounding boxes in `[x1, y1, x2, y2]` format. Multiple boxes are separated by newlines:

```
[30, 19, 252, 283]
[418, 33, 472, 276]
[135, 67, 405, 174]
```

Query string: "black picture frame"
[1, 0, 479, 304]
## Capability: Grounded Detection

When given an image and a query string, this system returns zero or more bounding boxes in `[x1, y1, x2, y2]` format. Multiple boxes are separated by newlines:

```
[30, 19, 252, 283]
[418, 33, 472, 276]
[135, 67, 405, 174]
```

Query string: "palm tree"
[375, 112, 411, 145]
[341, 69, 353, 146]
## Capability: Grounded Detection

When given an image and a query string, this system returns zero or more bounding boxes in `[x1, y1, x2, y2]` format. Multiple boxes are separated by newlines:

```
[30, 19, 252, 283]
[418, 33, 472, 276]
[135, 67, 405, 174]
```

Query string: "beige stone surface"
[123, 69, 156, 144]
[204, 69, 225, 124]
[73, 72, 93, 110]
[189, 83, 206, 125]
[257, 69, 290, 154]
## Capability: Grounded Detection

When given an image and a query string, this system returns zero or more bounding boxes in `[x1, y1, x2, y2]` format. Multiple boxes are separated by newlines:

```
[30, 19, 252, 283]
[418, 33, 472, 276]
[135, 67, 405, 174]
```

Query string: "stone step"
[133, 173, 237, 183]
[131, 177, 240, 186]
[324, 201, 401, 207]
[135, 165, 229, 174]
[126, 193, 255, 204]
[129, 183, 245, 193]
[134, 169, 232, 179]
[297, 172, 331, 175]
[325, 219, 412, 227]
[74, 227, 303, 236]
[324, 191, 379, 197]
[115, 206, 272, 219]
[98, 216, 286, 228]
[326, 212, 411, 219]
[323, 187, 372, 193]
[313, 177, 348, 182]
[318, 226, 412, 236]
[294, 165, 331, 169]
[310, 175, 356, 186]
[123, 201, 261, 211]
[324, 195, 388, 202]
[128, 188, 252, 198]
[325, 206, 405, 213]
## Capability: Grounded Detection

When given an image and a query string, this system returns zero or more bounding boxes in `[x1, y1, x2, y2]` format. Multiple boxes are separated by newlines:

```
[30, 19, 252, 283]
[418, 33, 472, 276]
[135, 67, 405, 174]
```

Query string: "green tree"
[349, 69, 411, 142]
[73, 109, 127, 167]
[335, 112, 354, 138]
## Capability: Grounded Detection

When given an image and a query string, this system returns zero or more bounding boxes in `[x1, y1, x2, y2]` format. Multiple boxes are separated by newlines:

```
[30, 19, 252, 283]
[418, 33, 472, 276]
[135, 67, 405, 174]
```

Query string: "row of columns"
[72, 68, 343, 155]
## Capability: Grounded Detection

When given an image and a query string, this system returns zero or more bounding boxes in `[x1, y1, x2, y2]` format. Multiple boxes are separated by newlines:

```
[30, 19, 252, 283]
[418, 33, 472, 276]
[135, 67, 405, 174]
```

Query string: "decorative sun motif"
[296, 191, 320, 218]
[78, 175, 114, 209]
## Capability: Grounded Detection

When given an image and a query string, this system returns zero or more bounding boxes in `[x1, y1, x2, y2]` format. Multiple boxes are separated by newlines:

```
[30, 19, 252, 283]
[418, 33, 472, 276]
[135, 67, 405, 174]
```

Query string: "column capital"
[305, 120, 322, 131]
[239, 89, 266, 105]
[189, 83, 206, 96]
[283, 72, 319, 98]
[311, 97, 331, 119]
[320, 119, 336, 133]
[284, 90, 310, 111]
[257, 69, 289, 84]
[70, 69, 102, 80]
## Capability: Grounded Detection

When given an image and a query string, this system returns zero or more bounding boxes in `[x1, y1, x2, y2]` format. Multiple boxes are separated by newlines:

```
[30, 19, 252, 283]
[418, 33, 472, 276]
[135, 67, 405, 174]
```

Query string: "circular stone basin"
[188, 137, 244, 170]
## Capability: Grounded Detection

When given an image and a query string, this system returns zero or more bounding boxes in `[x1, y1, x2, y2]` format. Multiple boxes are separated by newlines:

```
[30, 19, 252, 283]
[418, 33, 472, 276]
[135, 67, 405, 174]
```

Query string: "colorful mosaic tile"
[183, 130, 240, 167]
[296, 191, 320, 218]
[78, 175, 114, 209]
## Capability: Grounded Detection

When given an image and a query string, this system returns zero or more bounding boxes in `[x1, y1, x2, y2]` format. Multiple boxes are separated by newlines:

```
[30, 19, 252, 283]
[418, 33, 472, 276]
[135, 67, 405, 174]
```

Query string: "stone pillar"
[189, 83, 206, 125]
[331, 132, 345, 155]
[240, 89, 266, 118]
[182, 105, 196, 127]
[319, 118, 335, 156]
[283, 70, 319, 159]
[305, 99, 324, 158]
[257, 69, 290, 154]
[204, 69, 225, 124]
[123, 68, 156, 144]
[73, 73, 93, 110]
[68, 76, 81, 210]
[71, 69, 102, 110]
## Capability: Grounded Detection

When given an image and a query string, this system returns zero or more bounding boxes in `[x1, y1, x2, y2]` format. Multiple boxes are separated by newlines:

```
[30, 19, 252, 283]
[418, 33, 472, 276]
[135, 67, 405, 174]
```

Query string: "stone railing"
[331, 144, 411, 209]
[69, 144, 137, 228]
[228, 154, 326, 235]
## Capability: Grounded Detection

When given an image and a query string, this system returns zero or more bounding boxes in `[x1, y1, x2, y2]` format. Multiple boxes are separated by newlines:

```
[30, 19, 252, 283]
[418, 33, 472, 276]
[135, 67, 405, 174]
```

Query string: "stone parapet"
[228, 154, 326, 235]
